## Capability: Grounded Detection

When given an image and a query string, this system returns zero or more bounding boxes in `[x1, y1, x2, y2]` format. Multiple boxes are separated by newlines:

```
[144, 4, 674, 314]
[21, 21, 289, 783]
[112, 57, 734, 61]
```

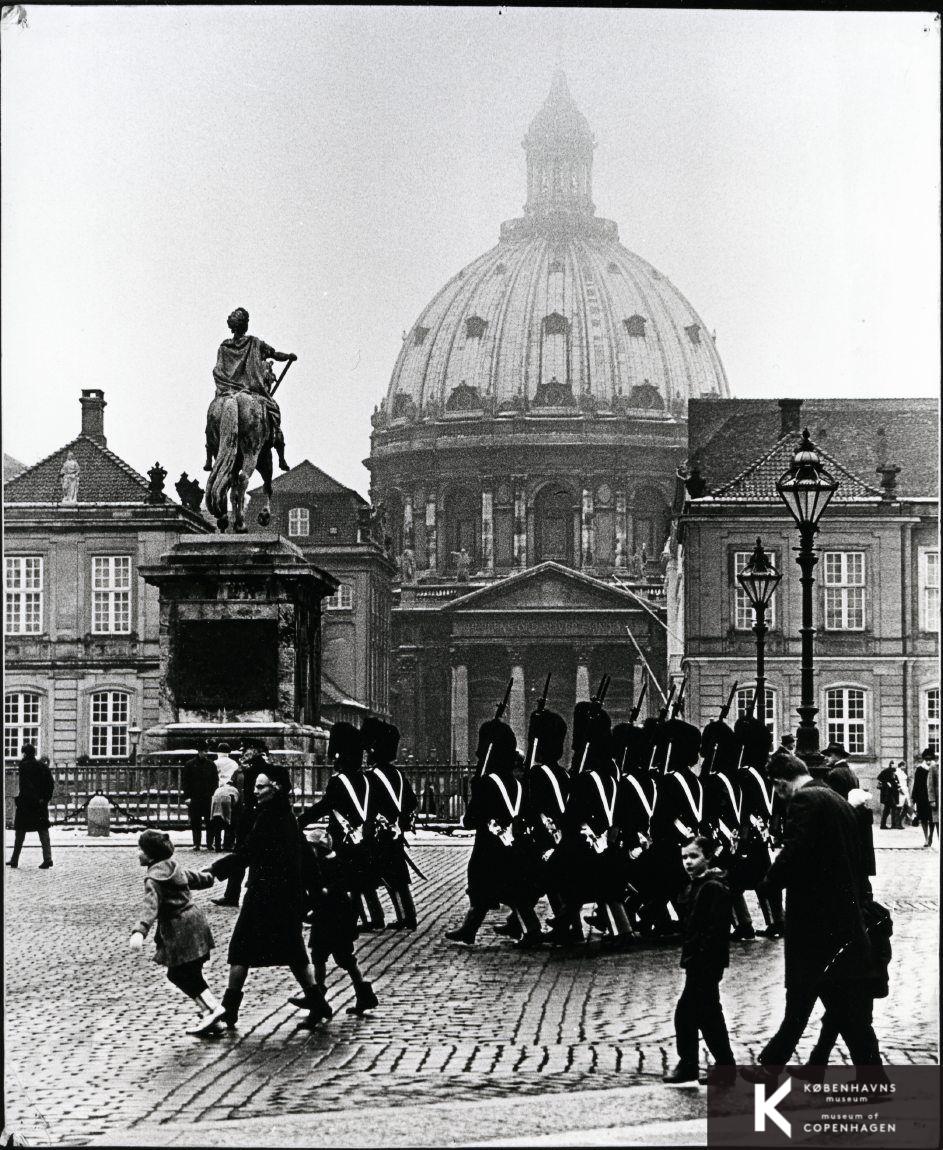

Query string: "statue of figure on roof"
[146, 462, 167, 504]
[59, 450, 80, 503]
[400, 546, 416, 584]
[175, 471, 205, 513]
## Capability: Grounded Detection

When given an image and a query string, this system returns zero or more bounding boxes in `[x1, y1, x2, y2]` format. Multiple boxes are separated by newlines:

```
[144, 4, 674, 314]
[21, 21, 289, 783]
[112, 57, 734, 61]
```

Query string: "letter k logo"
[754, 1076, 792, 1137]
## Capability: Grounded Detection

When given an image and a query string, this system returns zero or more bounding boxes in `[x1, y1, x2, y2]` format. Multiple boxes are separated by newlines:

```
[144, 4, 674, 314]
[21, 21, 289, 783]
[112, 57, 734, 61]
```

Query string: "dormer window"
[624, 314, 647, 338]
[466, 315, 488, 339]
[685, 323, 701, 346]
[542, 312, 569, 336]
[414, 326, 429, 346]
[288, 507, 310, 537]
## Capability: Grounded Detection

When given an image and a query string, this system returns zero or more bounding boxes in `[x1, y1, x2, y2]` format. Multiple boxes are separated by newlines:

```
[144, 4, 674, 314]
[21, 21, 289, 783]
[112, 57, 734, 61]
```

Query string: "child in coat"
[289, 826, 379, 1017]
[129, 830, 225, 1035]
[663, 834, 737, 1088]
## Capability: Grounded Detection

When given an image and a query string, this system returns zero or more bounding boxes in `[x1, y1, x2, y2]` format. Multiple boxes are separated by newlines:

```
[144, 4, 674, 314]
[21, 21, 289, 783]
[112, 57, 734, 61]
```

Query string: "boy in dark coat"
[663, 834, 737, 1087]
[129, 830, 225, 1035]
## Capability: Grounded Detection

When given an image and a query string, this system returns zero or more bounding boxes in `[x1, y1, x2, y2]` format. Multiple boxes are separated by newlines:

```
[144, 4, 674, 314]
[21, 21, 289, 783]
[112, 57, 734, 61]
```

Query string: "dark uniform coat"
[13, 753, 54, 832]
[368, 764, 418, 887]
[736, 764, 776, 890]
[650, 766, 705, 901]
[560, 767, 623, 903]
[463, 771, 525, 908]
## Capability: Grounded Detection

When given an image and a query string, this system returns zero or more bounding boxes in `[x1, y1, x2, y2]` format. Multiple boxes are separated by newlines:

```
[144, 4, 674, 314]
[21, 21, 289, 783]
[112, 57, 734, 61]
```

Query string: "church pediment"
[444, 561, 640, 613]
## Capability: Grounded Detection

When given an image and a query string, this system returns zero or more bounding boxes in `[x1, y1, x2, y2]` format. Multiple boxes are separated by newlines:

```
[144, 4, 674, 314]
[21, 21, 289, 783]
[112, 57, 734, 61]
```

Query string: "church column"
[403, 494, 414, 546]
[581, 486, 595, 568]
[615, 488, 627, 569]
[425, 492, 438, 575]
[513, 478, 527, 568]
[481, 486, 494, 575]
[449, 650, 469, 765]
[507, 648, 527, 750]
[575, 648, 591, 702]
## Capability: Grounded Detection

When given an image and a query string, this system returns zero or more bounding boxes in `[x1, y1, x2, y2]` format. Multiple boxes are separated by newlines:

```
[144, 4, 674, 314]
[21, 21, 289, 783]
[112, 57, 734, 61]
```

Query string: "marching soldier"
[298, 723, 386, 932]
[523, 705, 573, 942]
[734, 714, 784, 938]
[649, 718, 706, 924]
[363, 717, 419, 932]
[612, 722, 659, 934]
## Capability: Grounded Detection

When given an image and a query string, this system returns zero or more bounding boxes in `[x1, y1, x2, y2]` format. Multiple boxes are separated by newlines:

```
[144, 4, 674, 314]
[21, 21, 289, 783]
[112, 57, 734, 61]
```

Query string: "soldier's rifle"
[703, 680, 740, 775]
[479, 677, 514, 777]
[628, 677, 648, 725]
[577, 674, 611, 774]
[647, 679, 677, 771]
[669, 675, 688, 720]
[528, 672, 553, 769]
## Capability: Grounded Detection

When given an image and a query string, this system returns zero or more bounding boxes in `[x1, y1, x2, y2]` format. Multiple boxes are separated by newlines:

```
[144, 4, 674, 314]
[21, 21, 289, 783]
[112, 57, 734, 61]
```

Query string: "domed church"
[367, 72, 729, 762]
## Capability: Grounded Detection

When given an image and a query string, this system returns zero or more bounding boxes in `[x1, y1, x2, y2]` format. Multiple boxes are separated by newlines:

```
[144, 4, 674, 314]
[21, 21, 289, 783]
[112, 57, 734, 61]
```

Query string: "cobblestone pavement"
[3, 834, 938, 1146]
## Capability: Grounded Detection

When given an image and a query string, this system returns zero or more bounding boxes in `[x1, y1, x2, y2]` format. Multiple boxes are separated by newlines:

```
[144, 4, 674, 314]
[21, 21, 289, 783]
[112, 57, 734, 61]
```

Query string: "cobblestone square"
[3, 833, 938, 1146]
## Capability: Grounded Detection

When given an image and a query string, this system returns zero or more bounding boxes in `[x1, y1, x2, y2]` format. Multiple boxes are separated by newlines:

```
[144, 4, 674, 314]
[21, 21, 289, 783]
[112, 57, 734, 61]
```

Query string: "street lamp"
[775, 428, 839, 763]
[737, 538, 782, 728]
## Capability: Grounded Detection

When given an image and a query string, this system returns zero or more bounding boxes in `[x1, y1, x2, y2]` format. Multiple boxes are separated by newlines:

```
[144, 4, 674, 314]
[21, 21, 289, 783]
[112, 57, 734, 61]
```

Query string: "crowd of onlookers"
[180, 740, 252, 852]
[876, 749, 940, 846]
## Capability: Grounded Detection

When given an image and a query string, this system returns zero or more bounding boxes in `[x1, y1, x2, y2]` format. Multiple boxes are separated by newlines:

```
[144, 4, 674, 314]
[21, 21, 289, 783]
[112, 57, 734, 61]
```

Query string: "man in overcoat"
[181, 740, 220, 851]
[745, 752, 884, 1082]
[7, 743, 55, 868]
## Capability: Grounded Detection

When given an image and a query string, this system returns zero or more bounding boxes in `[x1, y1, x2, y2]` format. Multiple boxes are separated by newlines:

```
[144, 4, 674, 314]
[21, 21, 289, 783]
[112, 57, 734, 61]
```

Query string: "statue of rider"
[206, 307, 295, 473]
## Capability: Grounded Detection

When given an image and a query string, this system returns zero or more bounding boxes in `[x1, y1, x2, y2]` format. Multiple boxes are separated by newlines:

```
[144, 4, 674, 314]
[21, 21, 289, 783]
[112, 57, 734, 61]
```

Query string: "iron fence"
[4, 762, 473, 830]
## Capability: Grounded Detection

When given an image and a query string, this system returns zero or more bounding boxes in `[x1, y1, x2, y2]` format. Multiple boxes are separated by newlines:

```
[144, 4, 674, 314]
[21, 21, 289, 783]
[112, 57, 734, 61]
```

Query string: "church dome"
[380, 73, 729, 425]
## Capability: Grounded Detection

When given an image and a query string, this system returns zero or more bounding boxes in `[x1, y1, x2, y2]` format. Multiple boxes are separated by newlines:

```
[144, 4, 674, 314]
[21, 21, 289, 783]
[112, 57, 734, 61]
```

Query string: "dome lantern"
[523, 70, 595, 228]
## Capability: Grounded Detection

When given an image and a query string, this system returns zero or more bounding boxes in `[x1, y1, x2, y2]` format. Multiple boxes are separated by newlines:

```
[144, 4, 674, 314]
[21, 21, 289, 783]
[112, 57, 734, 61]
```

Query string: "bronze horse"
[204, 392, 273, 533]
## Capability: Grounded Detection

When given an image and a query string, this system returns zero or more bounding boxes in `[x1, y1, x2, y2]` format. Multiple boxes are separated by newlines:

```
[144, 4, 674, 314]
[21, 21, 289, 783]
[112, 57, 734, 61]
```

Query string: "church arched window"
[534, 485, 575, 566]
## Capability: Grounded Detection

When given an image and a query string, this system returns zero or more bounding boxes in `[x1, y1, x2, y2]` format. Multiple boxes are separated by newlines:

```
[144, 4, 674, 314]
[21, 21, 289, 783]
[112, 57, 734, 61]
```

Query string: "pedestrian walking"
[128, 830, 226, 1035]
[662, 834, 736, 1088]
[895, 760, 912, 826]
[181, 740, 220, 851]
[209, 771, 331, 1030]
[926, 750, 940, 849]
[7, 744, 54, 869]
[877, 760, 902, 829]
[209, 779, 239, 851]
[910, 750, 935, 847]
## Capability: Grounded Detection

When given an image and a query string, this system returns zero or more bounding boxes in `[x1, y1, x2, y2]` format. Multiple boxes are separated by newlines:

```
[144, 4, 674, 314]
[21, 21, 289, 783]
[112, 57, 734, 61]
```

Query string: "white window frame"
[91, 555, 132, 634]
[325, 583, 354, 611]
[919, 548, 939, 633]
[733, 550, 778, 631]
[824, 686, 868, 756]
[288, 507, 310, 538]
[5, 556, 44, 635]
[735, 686, 778, 748]
[924, 686, 940, 759]
[4, 692, 42, 761]
[89, 690, 131, 759]
[823, 551, 865, 631]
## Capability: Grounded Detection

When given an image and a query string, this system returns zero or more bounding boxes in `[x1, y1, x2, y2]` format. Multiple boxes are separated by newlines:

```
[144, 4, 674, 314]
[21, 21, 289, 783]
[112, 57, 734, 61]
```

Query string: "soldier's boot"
[297, 983, 334, 1029]
[445, 906, 487, 946]
[364, 887, 386, 930]
[346, 980, 379, 1015]
[185, 990, 227, 1035]
[400, 887, 418, 931]
[387, 888, 406, 928]
[220, 988, 243, 1029]
[494, 910, 523, 939]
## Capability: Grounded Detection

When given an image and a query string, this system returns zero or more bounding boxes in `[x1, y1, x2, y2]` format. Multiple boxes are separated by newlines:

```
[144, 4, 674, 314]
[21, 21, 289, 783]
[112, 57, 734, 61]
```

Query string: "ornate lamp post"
[737, 538, 782, 726]
[775, 429, 839, 763]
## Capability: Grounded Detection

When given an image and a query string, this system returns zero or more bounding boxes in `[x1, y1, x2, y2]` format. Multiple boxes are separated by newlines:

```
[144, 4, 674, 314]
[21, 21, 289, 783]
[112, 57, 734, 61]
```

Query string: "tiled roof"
[689, 399, 938, 500]
[248, 459, 366, 501]
[4, 434, 154, 503]
[3, 453, 27, 482]
[711, 435, 883, 502]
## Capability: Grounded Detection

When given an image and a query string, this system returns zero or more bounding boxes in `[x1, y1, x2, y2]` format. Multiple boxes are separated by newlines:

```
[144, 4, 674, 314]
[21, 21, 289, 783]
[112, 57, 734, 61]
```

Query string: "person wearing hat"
[445, 717, 529, 946]
[209, 770, 332, 1030]
[299, 722, 385, 932]
[181, 739, 220, 852]
[822, 742, 859, 800]
[363, 717, 418, 931]
[7, 743, 55, 870]
[734, 716, 783, 939]
[877, 760, 903, 829]
[128, 830, 226, 1035]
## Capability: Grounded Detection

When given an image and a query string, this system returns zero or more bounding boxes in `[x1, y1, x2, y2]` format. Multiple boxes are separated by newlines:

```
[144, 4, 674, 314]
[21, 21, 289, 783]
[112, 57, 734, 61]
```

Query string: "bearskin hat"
[664, 718, 702, 772]
[328, 721, 364, 771]
[611, 723, 651, 773]
[571, 701, 612, 774]
[360, 716, 386, 763]
[733, 715, 773, 768]
[362, 717, 400, 766]
[475, 717, 517, 774]
[699, 719, 739, 774]
[527, 707, 567, 766]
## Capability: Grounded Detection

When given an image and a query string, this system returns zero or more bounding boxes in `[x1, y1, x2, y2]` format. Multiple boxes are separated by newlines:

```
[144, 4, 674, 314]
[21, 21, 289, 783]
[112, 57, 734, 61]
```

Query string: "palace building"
[367, 73, 730, 760]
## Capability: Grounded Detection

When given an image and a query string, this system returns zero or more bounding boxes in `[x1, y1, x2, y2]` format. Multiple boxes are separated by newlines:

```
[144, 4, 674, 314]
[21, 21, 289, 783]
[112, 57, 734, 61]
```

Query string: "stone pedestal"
[138, 535, 338, 762]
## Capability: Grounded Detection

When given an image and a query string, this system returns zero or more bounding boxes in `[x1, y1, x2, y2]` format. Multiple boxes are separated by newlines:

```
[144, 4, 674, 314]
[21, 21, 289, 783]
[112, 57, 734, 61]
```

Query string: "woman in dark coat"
[210, 770, 331, 1029]
[7, 744, 54, 869]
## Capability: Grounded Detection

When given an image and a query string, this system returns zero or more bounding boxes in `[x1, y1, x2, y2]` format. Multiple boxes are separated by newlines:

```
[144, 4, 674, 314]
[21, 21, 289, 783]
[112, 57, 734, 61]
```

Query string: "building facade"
[677, 397, 940, 787]
[367, 73, 729, 760]
[3, 390, 210, 764]
[246, 460, 395, 724]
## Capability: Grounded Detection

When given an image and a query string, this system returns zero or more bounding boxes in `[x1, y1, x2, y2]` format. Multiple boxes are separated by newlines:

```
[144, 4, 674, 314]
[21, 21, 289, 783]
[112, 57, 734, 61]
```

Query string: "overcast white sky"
[2, 7, 939, 498]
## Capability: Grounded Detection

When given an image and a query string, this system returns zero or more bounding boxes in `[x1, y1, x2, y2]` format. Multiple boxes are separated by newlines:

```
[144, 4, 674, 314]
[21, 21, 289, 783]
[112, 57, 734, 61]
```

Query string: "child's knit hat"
[139, 830, 174, 862]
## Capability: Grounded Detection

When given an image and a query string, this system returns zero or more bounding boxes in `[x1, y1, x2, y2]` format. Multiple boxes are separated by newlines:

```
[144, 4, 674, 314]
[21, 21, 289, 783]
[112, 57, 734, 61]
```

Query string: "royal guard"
[649, 718, 706, 917]
[612, 721, 659, 932]
[522, 705, 572, 942]
[734, 714, 784, 938]
[363, 717, 419, 932]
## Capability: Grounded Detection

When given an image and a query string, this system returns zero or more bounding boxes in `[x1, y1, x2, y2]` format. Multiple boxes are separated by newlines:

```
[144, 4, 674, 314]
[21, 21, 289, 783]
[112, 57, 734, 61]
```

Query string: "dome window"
[542, 312, 570, 336]
[548, 259, 564, 274]
[685, 323, 701, 346]
[608, 262, 622, 275]
[414, 326, 429, 346]
[466, 315, 488, 339]
[623, 314, 647, 338]
[629, 383, 664, 410]
[494, 263, 507, 275]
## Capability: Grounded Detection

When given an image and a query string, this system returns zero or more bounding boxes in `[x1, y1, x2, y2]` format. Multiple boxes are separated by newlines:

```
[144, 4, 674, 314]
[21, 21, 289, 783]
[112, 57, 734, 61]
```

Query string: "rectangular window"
[824, 551, 865, 631]
[826, 687, 867, 755]
[926, 688, 940, 759]
[735, 687, 777, 747]
[288, 507, 310, 537]
[733, 551, 778, 631]
[920, 550, 939, 633]
[5, 556, 43, 634]
[91, 556, 132, 634]
[90, 691, 130, 758]
[4, 692, 41, 760]
[325, 583, 354, 611]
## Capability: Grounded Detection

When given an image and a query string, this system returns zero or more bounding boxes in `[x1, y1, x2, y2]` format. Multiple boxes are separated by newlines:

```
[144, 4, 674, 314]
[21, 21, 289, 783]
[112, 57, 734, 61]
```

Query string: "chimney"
[80, 389, 106, 445]
[876, 464, 900, 501]
[778, 398, 802, 439]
